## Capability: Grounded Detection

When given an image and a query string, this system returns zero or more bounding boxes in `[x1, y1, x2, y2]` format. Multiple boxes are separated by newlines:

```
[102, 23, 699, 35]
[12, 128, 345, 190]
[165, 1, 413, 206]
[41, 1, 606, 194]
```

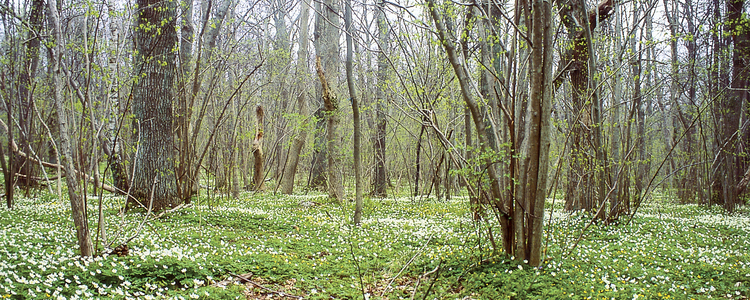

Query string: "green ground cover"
[0, 191, 748, 299]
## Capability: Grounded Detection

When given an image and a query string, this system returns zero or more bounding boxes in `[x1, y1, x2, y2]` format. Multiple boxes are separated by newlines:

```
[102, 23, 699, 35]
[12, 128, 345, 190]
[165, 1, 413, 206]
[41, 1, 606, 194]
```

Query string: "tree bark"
[522, 0, 553, 266]
[281, 0, 311, 195]
[48, 0, 93, 256]
[373, 0, 388, 198]
[345, 0, 363, 224]
[310, 0, 340, 191]
[315, 57, 344, 202]
[130, 0, 180, 211]
[13, 0, 45, 189]
[252, 105, 265, 191]
[425, 0, 507, 253]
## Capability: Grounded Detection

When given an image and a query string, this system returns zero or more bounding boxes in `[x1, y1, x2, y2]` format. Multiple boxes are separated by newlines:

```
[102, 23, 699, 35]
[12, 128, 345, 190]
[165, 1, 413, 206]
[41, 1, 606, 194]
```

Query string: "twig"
[381, 235, 433, 297]
[230, 272, 305, 299]
[420, 262, 441, 300]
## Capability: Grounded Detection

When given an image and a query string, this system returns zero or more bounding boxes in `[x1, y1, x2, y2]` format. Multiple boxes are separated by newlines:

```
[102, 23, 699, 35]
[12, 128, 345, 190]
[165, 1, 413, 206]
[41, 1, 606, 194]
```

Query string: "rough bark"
[130, 0, 180, 211]
[310, 0, 340, 191]
[315, 57, 344, 202]
[252, 105, 265, 191]
[48, 0, 93, 256]
[13, 0, 45, 188]
[559, 0, 614, 215]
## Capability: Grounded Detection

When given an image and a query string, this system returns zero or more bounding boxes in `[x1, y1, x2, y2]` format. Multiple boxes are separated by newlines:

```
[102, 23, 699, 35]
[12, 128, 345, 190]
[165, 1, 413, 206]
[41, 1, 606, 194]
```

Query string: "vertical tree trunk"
[373, 0, 388, 197]
[252, 105, 265, 190]
[310, 0, 340, 192]
[425, 0, 507, 254]
[280, 0, 311, 195]
[48, 0, 93, 256]
[522, 0, 553, 266]
[722, 0, 749, 210]
[130, 0, 179, 211]
[13, 0, 44, 189]
[176, 0, 195, 201]
[0, 134, 10, 208]
[345, 0, 363, 224]
[315, 57, 344, 202]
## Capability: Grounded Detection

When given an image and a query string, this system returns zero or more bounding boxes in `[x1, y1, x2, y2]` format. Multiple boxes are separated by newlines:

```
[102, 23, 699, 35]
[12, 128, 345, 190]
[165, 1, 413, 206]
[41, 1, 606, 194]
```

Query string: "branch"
[0, 118, 117, 193]
[230, 273, 305, 299]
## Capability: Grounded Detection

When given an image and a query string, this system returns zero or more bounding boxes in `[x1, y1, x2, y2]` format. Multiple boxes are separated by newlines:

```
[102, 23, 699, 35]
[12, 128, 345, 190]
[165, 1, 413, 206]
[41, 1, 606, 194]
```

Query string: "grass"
[0, 189, 748, 299]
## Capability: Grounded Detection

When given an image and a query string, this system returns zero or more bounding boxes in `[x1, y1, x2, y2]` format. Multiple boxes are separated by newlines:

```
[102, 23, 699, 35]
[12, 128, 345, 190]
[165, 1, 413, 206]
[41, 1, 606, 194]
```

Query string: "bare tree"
[281, 0, 311, 195]
[48, 0, 93, 256]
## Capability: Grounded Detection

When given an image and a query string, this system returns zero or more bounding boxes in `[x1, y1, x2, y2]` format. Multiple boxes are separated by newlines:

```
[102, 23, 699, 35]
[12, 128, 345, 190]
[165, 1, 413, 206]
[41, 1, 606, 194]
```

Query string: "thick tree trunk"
[13, 0, 44, 189]
[130, 0, 180, 211]
[310, 0, 340, 192]
[48, 0, 93, 256]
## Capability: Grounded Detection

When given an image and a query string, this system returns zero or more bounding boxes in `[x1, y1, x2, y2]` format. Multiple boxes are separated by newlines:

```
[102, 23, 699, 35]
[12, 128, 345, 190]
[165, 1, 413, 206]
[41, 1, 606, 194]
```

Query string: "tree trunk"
[48, 0, 93, 256]
[13, 0, 44, 189]
[522, 0, 553, 266]
[252, 105, 265, 191]
[310, 0, 340, 192]
[425, 0, 507, 253]
[315, 57, 344, 202]
[130, 0, 180, 211]
[722, 0, 749, 210]
[0, 133, 11, 208]
[345, 0, 363, 224]
[280, 0, 311, 195]
[373, 0, 388, 198]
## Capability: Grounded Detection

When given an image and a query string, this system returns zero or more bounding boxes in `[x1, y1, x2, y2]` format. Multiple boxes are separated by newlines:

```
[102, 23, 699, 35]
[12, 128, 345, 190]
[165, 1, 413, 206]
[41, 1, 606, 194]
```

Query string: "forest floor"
[0, 189, 748, 299]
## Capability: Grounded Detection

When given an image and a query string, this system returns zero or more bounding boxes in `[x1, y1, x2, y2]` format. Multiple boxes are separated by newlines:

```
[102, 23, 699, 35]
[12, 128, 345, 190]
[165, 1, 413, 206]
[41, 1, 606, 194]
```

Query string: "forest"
[0, 0, 748, 297]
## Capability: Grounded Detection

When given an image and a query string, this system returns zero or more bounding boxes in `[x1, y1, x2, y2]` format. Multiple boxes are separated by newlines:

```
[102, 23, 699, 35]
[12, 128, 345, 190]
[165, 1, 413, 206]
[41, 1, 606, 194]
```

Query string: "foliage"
[0, 191, 748, 299]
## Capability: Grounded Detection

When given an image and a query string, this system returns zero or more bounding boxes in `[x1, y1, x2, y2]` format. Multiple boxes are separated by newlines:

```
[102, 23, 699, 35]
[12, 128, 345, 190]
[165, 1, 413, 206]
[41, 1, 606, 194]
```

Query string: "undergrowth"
[0, 190, 748, 299]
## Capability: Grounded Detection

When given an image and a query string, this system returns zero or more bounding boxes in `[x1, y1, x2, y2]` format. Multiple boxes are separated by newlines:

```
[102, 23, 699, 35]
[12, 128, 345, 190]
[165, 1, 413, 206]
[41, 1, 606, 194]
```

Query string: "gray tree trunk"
[373, 0, 388, 198]
[281, 0, 311, 195]
[130, 0, 180, 211]
[345, 0, 362, 224]
[48, 0, 93, 256]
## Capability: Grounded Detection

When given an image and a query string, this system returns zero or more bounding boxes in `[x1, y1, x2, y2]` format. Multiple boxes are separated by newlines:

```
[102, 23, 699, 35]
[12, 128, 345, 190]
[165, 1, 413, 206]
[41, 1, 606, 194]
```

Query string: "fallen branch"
[154, 203, 187, 219]
[230, 272, 305, 300]
[0, 119, 117, 193]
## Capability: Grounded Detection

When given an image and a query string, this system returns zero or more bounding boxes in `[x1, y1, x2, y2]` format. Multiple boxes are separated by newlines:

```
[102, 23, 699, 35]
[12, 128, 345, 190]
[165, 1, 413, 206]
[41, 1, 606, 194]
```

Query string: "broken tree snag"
[316, 57, 336, 112]
[252, 105, 265, 191]
[314, 56, 344, 202]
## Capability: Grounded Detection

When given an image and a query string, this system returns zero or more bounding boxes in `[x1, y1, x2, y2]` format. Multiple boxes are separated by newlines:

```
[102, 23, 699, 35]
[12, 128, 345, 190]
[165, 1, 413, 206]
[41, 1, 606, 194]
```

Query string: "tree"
[345, 0, 363, 224]
[12, 0, 44, 190]
[310, 0, 341, 193]
[48, 0, 93, 256]
[129, 0, 180, 211]
[373, 0, 388, 198]
[252, 105, 265, 190]
[280, 0, 311, 195]
[558, 0, 614, 219]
